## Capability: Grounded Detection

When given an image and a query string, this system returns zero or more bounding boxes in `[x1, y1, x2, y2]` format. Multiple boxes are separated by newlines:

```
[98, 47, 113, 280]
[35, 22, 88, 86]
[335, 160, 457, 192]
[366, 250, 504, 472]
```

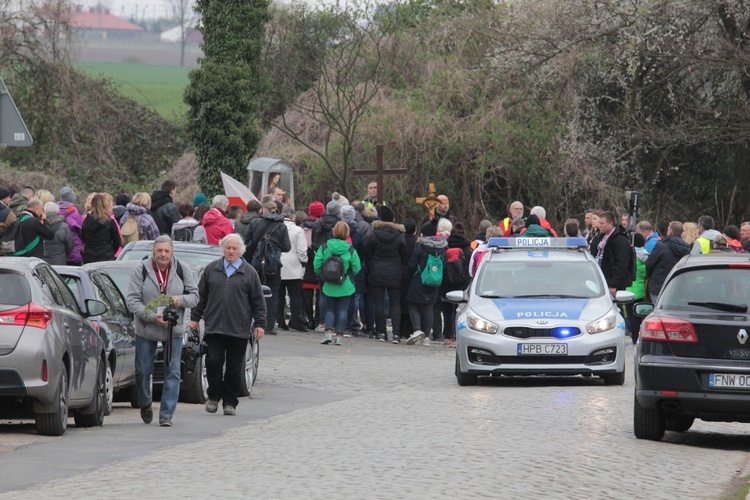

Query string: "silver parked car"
[0, 258, 108, 436]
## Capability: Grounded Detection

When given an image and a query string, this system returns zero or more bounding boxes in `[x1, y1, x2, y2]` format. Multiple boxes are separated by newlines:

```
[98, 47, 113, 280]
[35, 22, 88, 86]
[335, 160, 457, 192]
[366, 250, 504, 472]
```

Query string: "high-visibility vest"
[696, 237, 712, 254]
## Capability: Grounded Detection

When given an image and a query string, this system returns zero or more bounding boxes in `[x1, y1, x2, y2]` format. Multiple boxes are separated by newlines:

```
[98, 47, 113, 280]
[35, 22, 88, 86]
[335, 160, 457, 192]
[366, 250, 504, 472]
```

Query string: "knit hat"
[340, 205, 355, 223]
[308, 201, 325, 219]
[115, 193, 130, 206]
[0, 186, 9, 201]
[326, 200, 341, 216]
[525, 214, 541, 228]
[59, 186, 76, 202]
[378, 205, 395, 223]
[420, 221, 437, 237]
[193, 193, 208, 207]
[332, 192, 349, 206]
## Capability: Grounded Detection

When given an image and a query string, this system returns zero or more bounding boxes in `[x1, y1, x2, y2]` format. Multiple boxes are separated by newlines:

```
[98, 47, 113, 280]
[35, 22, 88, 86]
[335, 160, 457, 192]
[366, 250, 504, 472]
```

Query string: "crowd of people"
[0, 180, 750, 421]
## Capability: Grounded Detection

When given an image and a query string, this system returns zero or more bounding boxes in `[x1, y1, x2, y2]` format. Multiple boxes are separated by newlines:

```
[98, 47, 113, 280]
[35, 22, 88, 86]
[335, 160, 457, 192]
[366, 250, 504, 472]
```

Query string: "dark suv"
[634, 254, 750, 441]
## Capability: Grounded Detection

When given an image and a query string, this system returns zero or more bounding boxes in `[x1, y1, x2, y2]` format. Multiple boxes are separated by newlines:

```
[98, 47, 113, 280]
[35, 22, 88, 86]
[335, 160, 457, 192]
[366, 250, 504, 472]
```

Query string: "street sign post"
[0, 78, 33, 147]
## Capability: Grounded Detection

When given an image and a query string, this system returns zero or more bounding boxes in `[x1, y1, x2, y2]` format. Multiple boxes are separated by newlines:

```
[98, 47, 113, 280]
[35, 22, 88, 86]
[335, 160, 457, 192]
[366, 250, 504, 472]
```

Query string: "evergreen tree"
[184, 0, 270, 194]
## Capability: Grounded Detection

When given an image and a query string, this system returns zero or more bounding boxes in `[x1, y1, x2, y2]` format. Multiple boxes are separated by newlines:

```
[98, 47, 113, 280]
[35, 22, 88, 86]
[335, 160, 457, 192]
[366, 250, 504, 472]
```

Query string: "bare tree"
[167, 0, 197, 67]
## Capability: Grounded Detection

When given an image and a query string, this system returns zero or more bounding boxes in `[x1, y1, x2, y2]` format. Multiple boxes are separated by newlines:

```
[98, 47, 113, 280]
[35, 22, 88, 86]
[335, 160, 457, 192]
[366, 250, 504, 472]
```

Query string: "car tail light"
[641, 317, 698, 343]
[0, 303, 53, 329]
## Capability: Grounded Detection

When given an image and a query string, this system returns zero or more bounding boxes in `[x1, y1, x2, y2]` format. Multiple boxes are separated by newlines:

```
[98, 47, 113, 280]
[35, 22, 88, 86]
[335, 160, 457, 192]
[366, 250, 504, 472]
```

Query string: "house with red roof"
[69, 6, 148, 40]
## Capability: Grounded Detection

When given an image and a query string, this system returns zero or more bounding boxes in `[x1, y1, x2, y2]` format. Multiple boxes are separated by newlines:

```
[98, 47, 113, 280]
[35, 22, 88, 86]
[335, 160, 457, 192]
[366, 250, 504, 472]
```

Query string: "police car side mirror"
[613, 290, 634, 303]
[633, 303, 654, 317]
[445, 290, 467, 303]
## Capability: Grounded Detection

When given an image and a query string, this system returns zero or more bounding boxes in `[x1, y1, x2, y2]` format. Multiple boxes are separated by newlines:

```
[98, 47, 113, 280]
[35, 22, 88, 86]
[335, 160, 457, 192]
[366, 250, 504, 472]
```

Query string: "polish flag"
[221, 172, 257, 210]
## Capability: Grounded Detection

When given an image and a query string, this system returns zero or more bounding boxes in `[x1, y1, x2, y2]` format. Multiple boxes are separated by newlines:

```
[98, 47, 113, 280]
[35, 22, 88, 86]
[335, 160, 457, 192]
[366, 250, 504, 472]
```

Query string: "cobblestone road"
[1, 334, 749, 499]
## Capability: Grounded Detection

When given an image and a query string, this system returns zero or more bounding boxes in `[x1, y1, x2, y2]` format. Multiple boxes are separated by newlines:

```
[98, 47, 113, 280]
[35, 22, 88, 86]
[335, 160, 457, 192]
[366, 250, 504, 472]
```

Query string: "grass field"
[78, 61, 190, 120]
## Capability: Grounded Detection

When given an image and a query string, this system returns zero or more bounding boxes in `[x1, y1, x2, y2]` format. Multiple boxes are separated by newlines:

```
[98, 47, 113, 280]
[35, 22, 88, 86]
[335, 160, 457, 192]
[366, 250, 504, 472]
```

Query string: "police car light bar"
[487, 237, 589, 249]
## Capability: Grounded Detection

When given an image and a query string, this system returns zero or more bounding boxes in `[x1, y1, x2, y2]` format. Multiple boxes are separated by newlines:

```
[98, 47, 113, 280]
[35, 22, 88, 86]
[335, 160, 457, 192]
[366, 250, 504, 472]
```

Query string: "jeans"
[372, 286, 401, 336]
[408, 302, 433, 337]
[325, 295, 350, 333]
[204, 334, 248, 408]
[264, 272, 282, 331]
[277, 279, 304, 329]
[135, 335, 183, 419]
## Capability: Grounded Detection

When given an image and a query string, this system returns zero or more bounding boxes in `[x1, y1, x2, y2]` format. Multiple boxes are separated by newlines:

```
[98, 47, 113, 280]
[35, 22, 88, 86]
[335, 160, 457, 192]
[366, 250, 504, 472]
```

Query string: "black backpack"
[1, 214, 39, 256]
[251, 223, 282, 280]
[173, 224, 197, 242]
[141, 259, 186, 292]
[319, 243, 354, 284]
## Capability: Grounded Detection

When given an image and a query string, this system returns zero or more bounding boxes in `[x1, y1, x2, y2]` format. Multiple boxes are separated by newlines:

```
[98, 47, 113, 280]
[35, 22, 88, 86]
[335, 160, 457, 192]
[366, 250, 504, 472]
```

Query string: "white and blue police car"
[447, 237, 633, 386]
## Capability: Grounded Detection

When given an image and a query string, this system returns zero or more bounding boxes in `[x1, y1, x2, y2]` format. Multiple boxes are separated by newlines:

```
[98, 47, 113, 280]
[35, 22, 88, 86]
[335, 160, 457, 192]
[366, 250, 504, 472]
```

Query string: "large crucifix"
[416, 182, 440, 221]
[352, 144, 407, 205]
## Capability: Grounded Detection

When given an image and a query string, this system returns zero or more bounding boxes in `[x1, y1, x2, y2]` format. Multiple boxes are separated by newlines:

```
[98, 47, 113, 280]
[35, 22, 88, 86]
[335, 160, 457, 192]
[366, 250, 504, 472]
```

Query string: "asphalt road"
[1, 333, 749, 499]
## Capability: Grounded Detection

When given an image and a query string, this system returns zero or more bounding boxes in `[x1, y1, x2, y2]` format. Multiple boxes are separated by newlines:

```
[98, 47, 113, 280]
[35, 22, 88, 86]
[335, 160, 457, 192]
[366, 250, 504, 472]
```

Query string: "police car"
[448, 237, 633, 386]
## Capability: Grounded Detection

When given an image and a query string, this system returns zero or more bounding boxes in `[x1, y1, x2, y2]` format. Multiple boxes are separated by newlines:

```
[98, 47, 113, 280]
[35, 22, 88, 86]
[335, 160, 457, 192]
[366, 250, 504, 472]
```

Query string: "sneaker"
[159, 416, 172, 427]
[205, 399, 219, 414]
[368, 331, 377, 339]
[392, 335, 401, 344]
[315, 324, 326, 332]
[406, 330, 425, 345]
[378, 333, 387, 342]
[334, 335, 343, 346]
[321, 332, 334, 344]
[223, 406, 236, 416]
[343, 330, 352, 338]
[140, 406, 153, 424]
[422, 337, 431, 347]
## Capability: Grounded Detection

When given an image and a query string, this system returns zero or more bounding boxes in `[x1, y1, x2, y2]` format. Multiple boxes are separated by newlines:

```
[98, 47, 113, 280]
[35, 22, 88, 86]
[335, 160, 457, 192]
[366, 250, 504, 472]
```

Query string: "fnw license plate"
[517, 343, 568, 355]
[709, 373, 750, 389]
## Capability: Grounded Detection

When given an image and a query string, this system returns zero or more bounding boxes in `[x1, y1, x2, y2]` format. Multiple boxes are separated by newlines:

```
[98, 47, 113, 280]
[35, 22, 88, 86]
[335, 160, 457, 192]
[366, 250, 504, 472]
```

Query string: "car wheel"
[602, 367, 626, 386]
[633, 394, 665, 441]
[239, 340, 256, 397]
[455, 353, 477, 386]
[665, 415, 695, 433]
[35, 367, 69, 436]
[103, 360, 114, 416]
[74, 360, 106, 428]
[180, 356, 208, 404]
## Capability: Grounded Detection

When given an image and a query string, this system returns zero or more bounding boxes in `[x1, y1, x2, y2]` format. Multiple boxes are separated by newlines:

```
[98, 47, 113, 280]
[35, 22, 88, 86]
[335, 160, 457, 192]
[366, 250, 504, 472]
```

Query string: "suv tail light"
[641, 317, 698, 343]
[0, 303, 53, 329]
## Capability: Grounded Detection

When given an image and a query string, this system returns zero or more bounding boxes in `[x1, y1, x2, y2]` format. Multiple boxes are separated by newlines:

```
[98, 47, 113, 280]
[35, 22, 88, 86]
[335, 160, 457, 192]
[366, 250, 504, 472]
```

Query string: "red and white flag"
[221, 172, 257, 210]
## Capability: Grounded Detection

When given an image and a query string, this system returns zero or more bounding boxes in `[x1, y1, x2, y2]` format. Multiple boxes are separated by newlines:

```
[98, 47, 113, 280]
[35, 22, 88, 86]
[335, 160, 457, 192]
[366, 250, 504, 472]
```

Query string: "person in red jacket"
[201, 195, 234, 245]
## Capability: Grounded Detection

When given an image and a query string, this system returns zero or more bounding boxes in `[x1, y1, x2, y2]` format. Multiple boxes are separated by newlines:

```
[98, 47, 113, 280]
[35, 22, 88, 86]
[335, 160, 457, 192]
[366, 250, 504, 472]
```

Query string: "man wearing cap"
[421, 194, 456, 226]
[0, 187, 17, 256]
[57, 186, 84, 265]
[362, 181, 387, 209]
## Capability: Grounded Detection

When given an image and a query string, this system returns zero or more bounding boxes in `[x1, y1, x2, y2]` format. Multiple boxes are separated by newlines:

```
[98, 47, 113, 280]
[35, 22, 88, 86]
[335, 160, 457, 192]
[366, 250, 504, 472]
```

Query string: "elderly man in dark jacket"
[645, 221, 691, 302]
[365, 207, 407, 342]
[150, 180, 181, 235]
[243, 200, 291, 333]
[189, 233, 266, 416]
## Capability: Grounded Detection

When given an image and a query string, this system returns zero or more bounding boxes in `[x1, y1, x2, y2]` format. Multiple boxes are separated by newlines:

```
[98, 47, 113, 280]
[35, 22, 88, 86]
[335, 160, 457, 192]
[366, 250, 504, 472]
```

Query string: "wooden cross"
[416, 182, 440, 221]
[352, 145, 407, 205]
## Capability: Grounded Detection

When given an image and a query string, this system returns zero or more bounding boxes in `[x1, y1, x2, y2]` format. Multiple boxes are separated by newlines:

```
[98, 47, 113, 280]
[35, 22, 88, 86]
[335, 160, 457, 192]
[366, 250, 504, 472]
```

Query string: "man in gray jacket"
[126, 235, 199, 427]
[189, 233, 266, 416]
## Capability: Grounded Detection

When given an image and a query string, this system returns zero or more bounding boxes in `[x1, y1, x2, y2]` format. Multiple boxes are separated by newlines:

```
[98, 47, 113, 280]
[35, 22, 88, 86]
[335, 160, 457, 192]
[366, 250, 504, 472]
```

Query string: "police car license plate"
[517, 343, 568, 355]
[709, 373, 750, 389]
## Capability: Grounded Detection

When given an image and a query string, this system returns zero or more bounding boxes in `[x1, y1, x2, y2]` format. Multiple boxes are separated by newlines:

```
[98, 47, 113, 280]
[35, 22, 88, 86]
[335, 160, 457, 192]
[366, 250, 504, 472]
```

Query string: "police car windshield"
[476, 261, 604, 299]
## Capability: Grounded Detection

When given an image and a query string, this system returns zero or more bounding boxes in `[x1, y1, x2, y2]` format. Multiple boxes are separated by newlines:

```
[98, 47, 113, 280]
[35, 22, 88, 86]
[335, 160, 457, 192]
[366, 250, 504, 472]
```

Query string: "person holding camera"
[126, 235, 199, 427]
[189, 233, 266, 416]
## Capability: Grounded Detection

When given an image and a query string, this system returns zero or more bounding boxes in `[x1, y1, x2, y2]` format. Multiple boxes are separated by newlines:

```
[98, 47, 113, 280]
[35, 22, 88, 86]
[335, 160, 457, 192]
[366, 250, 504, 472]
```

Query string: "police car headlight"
[586, 311, 617, 334]
[468, 313, 498, 334]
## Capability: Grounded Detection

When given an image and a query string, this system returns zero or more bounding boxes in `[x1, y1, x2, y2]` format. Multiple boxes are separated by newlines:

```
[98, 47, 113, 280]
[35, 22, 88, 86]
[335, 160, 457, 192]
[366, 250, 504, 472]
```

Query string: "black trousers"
[303, 287, 321, 328]
[371, 285, 401, 336]
[205, 334, 248, 408]
[276, 279, 304, 329]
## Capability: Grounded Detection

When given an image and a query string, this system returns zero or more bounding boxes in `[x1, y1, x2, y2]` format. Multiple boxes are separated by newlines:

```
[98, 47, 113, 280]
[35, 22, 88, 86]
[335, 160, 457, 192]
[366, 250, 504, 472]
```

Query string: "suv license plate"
[517, 343, 568, 355]
[709, 373, 750, 389]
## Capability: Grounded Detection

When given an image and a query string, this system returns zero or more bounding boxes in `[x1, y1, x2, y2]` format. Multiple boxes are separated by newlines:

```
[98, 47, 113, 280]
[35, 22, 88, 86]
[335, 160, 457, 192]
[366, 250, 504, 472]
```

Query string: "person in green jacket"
[625, 233, 647, 343]
[313, 221, 361, 346]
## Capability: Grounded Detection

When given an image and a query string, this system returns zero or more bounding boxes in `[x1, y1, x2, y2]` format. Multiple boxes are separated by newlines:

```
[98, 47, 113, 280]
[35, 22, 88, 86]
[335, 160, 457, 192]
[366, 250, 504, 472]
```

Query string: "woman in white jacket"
[277, 206, 309, 331]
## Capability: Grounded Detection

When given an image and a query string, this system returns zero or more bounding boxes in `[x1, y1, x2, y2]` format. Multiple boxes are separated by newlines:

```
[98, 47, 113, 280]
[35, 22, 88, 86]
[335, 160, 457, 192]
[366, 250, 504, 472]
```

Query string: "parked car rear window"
[0, 272, 31, 306]
[660, 268, 750, 311]
[119, 249, 219, 269]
